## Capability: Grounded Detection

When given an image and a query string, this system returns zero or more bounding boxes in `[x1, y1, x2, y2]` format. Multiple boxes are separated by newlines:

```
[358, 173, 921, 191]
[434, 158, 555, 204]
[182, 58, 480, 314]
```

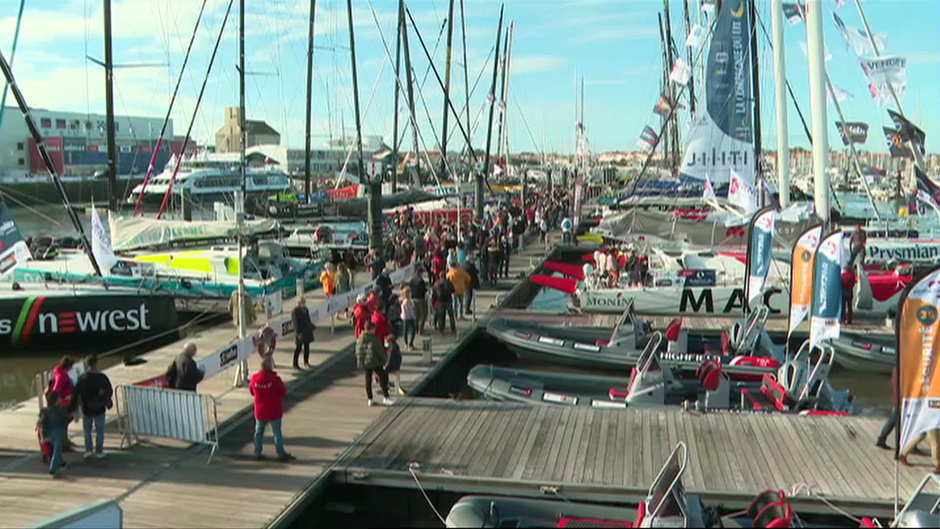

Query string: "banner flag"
[827, 84, 853, 105]
[861, 56, 907, 87]
[833, 12, 887, 56]
[788, 224, 823, 338]
[810, 231, 844, 348]
[90, 205, 118, 273]
[669, 58, 693, 86]
[888, 109, 926, 156]
[686, 24, 707, 48]
[746, 207, 778, 309]
[729, 168, 759, 213]
[897, 266, 940, 453]
[653, 95, 674, 117]
[836, 121, 869, 145]
[0, 200, 30, 278]
[782, 3, 803, 24]
[885, 127, 913, 159]
[703, 175, 718, 202]
[869, 81, 906, 108]
[638, 125, 660, 148]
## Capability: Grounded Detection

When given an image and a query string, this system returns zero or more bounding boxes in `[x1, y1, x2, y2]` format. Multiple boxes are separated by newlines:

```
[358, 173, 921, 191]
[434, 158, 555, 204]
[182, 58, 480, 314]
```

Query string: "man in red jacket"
[249, 357, 295, 461]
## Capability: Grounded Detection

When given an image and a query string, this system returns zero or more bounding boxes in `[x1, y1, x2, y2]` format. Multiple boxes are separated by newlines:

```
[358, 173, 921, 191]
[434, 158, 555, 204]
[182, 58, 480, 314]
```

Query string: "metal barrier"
[116, 384, 219, 463]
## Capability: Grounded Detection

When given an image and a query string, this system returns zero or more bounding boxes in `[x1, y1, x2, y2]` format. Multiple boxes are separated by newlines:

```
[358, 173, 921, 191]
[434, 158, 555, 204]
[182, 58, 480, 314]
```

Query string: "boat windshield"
[646, 443, 690, 521]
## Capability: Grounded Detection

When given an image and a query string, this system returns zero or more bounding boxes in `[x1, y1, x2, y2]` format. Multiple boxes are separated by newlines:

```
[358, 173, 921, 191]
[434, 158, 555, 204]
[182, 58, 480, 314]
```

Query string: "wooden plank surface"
[336, 398, 924, 507]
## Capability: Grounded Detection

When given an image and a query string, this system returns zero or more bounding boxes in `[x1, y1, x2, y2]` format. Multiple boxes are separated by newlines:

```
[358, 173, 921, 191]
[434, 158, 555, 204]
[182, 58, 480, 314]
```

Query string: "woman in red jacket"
[371, 300, 392, 344]
[353, 294, 371, 338]
[49, 357, 77, 450]
[249, 357, 295, 461]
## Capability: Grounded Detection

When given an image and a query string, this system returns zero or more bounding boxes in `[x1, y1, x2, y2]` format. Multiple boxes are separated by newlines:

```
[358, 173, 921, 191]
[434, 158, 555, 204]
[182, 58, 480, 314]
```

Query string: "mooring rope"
[789, 483, 864, 525]
[408, 463, 447, 525]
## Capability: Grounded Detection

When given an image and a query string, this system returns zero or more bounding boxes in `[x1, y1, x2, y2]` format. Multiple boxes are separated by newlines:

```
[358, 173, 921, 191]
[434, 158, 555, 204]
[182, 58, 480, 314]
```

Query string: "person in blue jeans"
[39, 390, 72, 476]
[249, 356, 295, 461]
[71, 354, 113, 459]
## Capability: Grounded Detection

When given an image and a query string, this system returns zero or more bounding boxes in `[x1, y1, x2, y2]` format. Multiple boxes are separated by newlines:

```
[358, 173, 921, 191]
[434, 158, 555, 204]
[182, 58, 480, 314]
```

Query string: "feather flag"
[809, 231, 844, 349]
[788, 224, 823, 338]
[746, 207, 778, 309]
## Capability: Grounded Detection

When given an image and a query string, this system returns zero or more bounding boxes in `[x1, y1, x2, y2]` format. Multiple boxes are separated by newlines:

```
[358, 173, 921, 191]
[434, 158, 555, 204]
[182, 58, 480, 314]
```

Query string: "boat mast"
[479, 5, 504, 221]
[236, 0, 248, 366]
[771, 0, 790, 207]
[347, 0, 379, 251]
[460, 0, 471, 176]
[304, 0, 317, 200]
[682, 0, 696, 113]
[495, 25, 510, 174]
[806, 0, 830, 224]
[440, 0, 456, 180]
[0, 0, 25, 130]
[852, 0, 925, 172]
[657, 13, 670, 170]
[104, 0, 118, 211]
[502, 22, 515, 170]
[663, 0, 679, 173]
[391, 0, 403, 193]
[0, 50, 104, 278]
[748, 0, 764, 197]
[401, 0, 419, 185]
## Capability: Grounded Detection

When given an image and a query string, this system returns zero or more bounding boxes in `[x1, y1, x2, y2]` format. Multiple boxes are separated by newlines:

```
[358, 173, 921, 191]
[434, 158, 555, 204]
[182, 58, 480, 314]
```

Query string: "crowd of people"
[586, 247, 651, 289]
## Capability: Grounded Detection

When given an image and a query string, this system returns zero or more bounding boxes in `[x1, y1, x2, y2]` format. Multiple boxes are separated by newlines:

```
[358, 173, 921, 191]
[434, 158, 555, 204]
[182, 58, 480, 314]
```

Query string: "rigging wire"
[157, 0, 236, 219]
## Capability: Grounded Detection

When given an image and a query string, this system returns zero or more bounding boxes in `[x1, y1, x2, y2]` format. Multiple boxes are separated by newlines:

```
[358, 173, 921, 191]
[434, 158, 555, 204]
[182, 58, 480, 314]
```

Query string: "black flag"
[884, 127, 912, 159]
[835, 121, 869, 145]
[887, 109, 926, 156]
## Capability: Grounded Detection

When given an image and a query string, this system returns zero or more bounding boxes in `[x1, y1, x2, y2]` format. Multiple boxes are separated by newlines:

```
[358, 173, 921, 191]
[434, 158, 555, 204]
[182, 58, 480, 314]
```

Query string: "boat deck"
[333, 398, 917, 519]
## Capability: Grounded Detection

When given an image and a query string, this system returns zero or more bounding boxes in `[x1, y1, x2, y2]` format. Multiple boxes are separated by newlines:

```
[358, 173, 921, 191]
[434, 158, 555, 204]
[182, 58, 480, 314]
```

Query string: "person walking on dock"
[291, 297, 316, 370]
[371, 299, 392, 345]
[166, 343, 205, 391]
[71, 354, 112, 460]
[39, 390, 72, 477]
[354, 294, 371, 338]
[249, 356, 295, 462]
[49, 356, 77, 452]
[447, 263, 472, 319]
[319, 263, 336, 299]
[432, 275, 457, 335]
[899, 428, 940, 474]
[400, 287, 417, 349]
[376, 267, 393, 309]
[385, 333, 405, 396]
[408, 269, 429, 336]
[464, 258, 480, 317]
[357, 321, 393, 406]
[876, 366, 898, 451]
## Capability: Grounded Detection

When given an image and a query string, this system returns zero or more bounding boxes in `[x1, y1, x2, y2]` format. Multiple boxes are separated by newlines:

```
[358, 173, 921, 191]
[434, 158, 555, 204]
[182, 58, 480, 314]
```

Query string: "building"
[215, 107, 281, 153]
[0, 106, 188, 177]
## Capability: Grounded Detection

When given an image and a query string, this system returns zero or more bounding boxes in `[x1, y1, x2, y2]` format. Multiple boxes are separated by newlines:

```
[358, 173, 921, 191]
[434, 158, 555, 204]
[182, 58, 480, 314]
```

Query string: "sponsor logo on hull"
[581, 287, 787, 315]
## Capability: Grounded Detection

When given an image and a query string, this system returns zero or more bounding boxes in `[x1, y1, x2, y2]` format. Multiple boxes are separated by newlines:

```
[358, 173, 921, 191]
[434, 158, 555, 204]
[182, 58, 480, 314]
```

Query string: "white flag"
[669, 58, 693, 86]
[869, 81, 906, 108]
[728, 169, 759, 213]
[799, 42, 832, 61]
[826, 84, 853, 105]
[861, 56, 907, 86]
[686, 24, 707, 49]
[703, 175, 717, 202]
[91, 205, 118, 273]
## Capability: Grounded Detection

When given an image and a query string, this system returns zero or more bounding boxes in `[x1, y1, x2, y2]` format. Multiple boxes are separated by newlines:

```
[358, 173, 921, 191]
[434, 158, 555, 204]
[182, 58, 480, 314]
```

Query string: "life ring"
[253, 326, 277, 357]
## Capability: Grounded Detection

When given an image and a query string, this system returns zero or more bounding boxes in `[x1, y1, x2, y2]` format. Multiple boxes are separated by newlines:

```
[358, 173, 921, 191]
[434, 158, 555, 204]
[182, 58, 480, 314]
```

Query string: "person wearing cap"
[353, 294, 370, 338]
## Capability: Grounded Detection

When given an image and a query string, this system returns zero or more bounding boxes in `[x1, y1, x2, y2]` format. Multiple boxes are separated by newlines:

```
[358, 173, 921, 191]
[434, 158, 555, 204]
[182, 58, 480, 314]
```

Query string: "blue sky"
[0, 0, 937, 154]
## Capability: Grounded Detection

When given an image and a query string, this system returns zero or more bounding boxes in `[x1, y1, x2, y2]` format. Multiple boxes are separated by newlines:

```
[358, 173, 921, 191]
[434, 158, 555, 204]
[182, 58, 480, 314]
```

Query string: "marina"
[1, 0, 939, 527]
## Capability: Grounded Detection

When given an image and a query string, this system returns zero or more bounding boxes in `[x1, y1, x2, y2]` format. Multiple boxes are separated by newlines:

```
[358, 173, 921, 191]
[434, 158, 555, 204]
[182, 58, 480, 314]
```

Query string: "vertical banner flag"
[90, 205, 118, 273]
[729, 169, 759, 213]
[680, 0, 755, 186]
[897, 266, 940, 454]
[810, 231, 844, 348]
[0, 200, 31, 278]
[788, 224, 823, 338]
[746, 207, 778, 309]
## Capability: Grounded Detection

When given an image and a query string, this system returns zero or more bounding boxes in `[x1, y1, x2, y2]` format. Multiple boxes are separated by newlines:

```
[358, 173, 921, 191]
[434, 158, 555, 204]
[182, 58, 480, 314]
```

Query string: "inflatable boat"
[468, 338, 858, 414]
[487, 304, 786, 380]
[828, 332, 895, 374]
[445, 443, 809, 528]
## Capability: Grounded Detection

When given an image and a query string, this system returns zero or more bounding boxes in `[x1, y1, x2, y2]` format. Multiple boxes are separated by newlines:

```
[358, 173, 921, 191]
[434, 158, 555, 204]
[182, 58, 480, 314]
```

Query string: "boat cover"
[110, 215, 280, 251]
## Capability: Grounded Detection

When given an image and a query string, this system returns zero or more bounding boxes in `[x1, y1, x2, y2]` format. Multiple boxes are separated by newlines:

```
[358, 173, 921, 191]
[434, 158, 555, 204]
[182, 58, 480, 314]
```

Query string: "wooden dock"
[0, 236, 549, 528]
[333, 398, 916, 518]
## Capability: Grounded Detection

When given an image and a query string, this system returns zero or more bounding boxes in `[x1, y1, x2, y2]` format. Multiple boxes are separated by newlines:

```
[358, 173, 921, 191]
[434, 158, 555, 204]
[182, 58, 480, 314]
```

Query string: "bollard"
[422, 337, 433, 364]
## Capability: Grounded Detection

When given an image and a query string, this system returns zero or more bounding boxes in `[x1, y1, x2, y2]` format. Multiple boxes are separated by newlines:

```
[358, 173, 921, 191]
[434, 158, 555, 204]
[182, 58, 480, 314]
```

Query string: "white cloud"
[511, 55, 567, 75]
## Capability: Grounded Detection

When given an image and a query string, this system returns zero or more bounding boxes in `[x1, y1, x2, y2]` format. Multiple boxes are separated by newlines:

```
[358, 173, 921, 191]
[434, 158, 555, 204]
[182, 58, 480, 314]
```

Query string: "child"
[385, 334, 405, 396]
[39, 390, 72, 476]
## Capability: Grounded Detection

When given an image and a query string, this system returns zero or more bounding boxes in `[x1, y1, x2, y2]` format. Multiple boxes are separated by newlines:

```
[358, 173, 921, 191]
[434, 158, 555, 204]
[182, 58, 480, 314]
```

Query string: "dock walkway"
[334, 398, 918, 518]
[0, 236, 551, 528]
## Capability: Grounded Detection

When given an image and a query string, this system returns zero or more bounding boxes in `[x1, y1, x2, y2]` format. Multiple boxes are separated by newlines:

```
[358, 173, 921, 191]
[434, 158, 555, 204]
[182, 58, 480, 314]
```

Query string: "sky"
[0, 0, 937, 155]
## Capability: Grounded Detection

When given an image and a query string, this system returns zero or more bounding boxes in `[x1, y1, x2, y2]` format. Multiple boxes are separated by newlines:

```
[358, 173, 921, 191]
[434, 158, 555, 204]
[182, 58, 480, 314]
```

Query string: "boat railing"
[796, 343, 837, 404]
[646, 442, 690, 522]
[636, 332, 664, 373]
[733, 306, 769, 354]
